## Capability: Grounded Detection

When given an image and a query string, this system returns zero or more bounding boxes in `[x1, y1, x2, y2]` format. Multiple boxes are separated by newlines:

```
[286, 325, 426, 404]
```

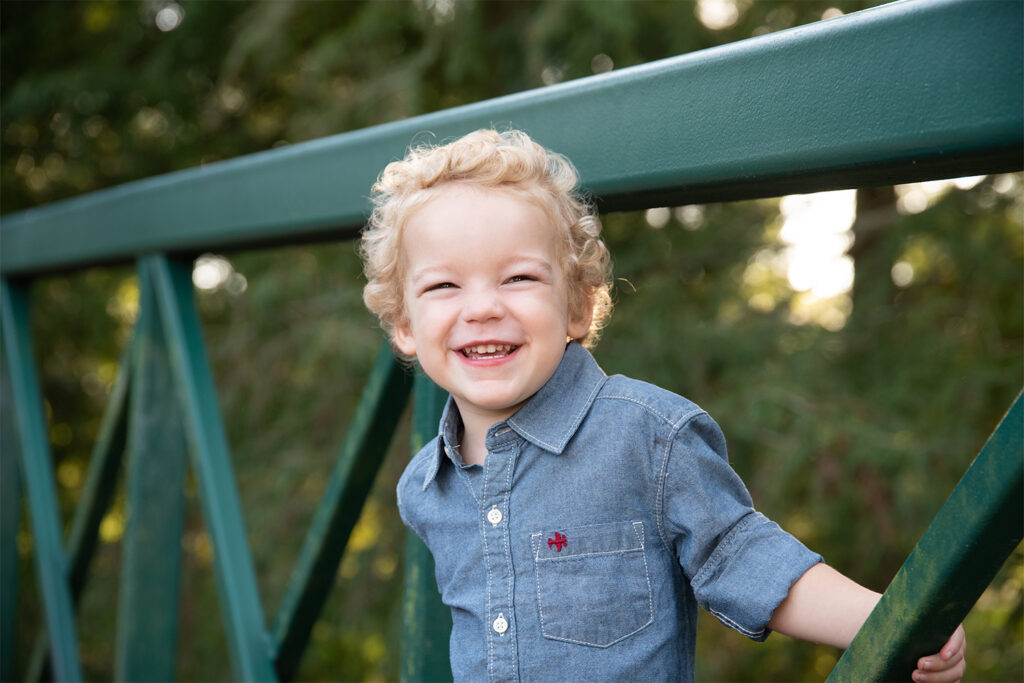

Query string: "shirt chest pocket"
[529, 520, 653, 648]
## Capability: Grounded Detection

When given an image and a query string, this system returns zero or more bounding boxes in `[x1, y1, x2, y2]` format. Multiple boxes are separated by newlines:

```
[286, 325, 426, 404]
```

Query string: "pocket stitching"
[530, 520, 646, 559]
[534, 546, 644, 562]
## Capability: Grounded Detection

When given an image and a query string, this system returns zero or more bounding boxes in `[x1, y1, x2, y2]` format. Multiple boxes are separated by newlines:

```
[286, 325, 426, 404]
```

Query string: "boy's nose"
[461, 287, 505, 323]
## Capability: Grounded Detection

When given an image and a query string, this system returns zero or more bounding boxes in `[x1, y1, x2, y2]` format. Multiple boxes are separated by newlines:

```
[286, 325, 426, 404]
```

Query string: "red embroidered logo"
[547, 532, 567, 552]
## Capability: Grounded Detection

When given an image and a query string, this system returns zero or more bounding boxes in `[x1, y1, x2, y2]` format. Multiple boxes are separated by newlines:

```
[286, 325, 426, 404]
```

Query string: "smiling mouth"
[460, 344, 519, 360]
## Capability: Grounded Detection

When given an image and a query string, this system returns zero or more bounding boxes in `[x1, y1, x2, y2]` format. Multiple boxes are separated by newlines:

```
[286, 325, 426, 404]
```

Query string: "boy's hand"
[768, 565, 967, 682]
[912, 624, 966, 683]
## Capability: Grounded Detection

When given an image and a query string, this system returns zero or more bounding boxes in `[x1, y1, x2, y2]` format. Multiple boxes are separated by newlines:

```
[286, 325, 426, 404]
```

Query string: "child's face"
[394, 184, 591, 427]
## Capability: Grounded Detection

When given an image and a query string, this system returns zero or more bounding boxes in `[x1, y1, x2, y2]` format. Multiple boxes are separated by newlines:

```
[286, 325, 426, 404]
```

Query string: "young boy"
[360, 129, 966, 682]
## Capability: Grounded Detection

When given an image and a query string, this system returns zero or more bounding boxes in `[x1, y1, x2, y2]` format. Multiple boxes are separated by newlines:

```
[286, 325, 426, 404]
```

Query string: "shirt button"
[492, 613, 508, 635]
[486, 507, 503, 526]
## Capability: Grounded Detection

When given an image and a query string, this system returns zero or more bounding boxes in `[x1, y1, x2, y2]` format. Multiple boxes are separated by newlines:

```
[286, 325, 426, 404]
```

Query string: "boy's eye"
[507, 274, 536, 283]
[425, 282, 456, 292]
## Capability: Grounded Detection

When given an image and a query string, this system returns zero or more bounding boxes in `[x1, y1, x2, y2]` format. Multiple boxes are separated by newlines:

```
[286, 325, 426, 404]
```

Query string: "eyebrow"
[408, 264, 451, 282]
[506, 256, 555, 276]
[409, 256, 555, 285]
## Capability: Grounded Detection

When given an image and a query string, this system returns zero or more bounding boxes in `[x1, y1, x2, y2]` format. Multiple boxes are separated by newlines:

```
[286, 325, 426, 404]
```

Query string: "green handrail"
[1, 0, 1020, 277]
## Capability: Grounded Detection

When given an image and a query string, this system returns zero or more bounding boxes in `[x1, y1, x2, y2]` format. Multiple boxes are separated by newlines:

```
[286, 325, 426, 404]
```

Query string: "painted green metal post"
[145, 255, 277, 682]
[400, 373, 453, 683]
[0, 362, 21, 681]
[271, 341, 413, 680]
[0, 279, 83, 682]
[828, 392, 1024, 682]
[114, 264, 188, 681]
[25, 335, 133, 681]
[65, 336, 133, 606]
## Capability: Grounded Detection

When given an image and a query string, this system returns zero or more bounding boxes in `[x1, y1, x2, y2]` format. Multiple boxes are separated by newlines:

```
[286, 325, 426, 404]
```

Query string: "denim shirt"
[397, 342, 821, 682]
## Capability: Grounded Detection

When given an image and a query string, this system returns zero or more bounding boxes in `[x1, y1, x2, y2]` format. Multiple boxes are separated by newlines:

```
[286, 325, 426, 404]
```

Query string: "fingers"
[913, 625, 967, 683]
[942, 624, 966, 660]
[912, 657, 966, 683]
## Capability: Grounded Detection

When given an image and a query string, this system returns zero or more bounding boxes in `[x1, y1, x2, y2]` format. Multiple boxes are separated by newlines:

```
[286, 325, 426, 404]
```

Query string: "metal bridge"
[2, 0, 1021, 680]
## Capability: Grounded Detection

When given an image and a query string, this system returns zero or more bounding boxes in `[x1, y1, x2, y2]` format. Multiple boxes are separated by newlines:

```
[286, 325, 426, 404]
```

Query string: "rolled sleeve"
[660, 413, 822, 641]
[691, 511, 821, 640]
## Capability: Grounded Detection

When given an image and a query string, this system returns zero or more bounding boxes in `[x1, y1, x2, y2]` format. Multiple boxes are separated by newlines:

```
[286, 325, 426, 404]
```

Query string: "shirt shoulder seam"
[594, 392, 705, 429]
[653, 410, 712, 558]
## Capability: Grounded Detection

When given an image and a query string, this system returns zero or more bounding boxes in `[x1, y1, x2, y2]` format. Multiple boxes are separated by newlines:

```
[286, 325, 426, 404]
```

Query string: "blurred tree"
[3, 1, 1020, 681]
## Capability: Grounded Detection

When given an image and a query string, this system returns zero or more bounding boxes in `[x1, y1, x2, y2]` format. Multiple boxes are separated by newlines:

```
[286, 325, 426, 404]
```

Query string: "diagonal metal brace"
[828, 391, 1023, 682]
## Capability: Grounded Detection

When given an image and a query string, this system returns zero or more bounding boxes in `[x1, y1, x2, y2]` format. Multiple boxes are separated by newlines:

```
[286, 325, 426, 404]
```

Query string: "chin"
[469, 394, 526, 414]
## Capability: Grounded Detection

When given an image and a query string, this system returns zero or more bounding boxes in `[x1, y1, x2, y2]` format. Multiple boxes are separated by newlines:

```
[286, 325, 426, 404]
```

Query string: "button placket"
[480, 438, 518, 682]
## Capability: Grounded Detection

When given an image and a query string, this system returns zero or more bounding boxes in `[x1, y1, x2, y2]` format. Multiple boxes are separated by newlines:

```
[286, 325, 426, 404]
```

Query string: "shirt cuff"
[691, 511, 822, 642]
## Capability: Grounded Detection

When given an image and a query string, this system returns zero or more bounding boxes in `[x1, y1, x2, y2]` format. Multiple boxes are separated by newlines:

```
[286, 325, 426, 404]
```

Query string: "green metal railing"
[1, 0, 1021, 680]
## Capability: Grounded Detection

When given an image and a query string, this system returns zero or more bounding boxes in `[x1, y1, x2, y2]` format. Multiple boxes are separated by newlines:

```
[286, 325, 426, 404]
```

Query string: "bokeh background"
[3, 1, 1021, 681]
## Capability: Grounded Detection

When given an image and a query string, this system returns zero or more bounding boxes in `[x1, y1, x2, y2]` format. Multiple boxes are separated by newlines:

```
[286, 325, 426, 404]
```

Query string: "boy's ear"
[567, 295, 594, 340]
[393, 321, 417, 357]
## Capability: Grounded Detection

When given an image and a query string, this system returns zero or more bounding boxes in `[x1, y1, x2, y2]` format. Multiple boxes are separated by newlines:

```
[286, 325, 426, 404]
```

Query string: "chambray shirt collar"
[507, 342, 607, 453]
[421, 342, 607, 490]
[418, 401, 461, 490]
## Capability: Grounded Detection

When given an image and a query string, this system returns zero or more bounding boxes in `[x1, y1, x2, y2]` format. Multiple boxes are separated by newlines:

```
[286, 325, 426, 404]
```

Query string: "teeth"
[463, 344, 514, 355]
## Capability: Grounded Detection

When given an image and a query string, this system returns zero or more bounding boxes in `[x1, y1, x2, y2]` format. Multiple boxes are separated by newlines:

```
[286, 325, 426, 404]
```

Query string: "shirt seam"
[654, 410, 711, 559]
[709, 606, 767, 639]
[594, 393, 676, 426]
[503, 444, 518, 682]
[480, 449, 495, 681]
[595, 392, 706, 425]
[534, 546, 645, 561]
[530, 519, 647, 557]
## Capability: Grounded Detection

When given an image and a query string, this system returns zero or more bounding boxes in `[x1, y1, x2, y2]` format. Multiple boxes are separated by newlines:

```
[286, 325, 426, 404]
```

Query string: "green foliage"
[3, 1, 1021, 681]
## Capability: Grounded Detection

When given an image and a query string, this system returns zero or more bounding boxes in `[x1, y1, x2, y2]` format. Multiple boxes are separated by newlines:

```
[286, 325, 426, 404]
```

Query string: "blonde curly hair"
[360, 129, 612, 357]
